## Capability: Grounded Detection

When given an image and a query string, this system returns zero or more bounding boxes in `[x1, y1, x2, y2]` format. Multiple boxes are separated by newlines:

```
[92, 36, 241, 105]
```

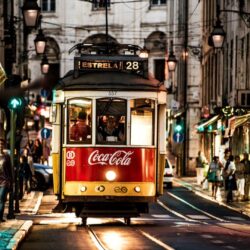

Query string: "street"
[19, 182, 250, 250]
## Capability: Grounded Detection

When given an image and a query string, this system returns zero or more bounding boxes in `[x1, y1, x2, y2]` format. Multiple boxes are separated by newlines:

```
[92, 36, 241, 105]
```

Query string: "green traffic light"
[175, 124, 183, 132]
[8, 97, 22, 110]
[197, 125, 204, 132]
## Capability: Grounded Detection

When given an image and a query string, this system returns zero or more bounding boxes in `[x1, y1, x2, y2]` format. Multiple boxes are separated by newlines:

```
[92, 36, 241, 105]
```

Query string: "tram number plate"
[108, 91, 117, 96]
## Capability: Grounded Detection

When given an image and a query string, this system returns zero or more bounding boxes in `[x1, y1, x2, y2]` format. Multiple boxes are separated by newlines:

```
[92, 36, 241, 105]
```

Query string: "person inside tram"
[70, 111, 91, 141]
[98, 116, 124, 142]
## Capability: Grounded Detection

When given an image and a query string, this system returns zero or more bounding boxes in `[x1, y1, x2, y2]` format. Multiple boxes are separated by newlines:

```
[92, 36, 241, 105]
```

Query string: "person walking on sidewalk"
[196, 151, 208, 185]
[241, 152, 250, 201]
[235, 155, 245, 201]
[0, 139, 12, 222]
[223, 155, 237, 203]
[207, 156, 223, 199]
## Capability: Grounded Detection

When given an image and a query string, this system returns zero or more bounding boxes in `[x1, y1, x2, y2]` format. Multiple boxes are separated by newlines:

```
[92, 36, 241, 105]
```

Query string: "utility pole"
[182, 0, 188, 176]
[7, 109, 16, 219]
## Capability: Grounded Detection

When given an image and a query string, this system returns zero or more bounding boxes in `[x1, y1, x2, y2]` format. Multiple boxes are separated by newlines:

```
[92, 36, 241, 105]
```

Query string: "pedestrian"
[42, 139, 50, 165]
[207, 156, 223, 199]
[196, 151, 208, 185]
[223, 155, 236, 203]
[20, 155, 32, 194]
[0, 139, 12, 222]
[241, 152, 250, 201]
[235, 155, 245, 201]
[32, 139, 43, 163]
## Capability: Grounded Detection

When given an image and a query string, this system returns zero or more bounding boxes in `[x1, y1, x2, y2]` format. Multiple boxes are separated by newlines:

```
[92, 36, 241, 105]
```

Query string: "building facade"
[201, 0, 250, 162]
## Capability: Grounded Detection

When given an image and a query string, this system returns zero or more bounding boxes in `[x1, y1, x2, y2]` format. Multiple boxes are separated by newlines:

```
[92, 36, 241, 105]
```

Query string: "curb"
[174, 178, 250, 218]
[6, 220, 33, 250]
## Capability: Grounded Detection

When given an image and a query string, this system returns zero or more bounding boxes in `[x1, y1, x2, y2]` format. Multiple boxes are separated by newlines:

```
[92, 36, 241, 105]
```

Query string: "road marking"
[138, 229, 175, 250]
[157, 200, 196, 222]
[166, 192, 227, 222]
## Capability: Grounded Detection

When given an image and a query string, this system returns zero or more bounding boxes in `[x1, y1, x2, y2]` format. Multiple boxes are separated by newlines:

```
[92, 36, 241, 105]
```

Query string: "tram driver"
[70, 111, 91, 142]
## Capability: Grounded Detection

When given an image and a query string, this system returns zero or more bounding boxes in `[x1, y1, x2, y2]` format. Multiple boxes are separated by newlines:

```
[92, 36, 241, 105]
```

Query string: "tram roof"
[56, 70, 166, 92]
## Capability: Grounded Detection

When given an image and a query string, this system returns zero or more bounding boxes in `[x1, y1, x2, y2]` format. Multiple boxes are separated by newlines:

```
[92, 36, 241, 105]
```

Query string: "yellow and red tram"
[51, 43, 167, 224]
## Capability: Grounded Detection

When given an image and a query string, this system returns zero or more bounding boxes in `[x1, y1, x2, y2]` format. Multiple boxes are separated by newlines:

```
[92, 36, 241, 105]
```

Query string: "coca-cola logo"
[88, 150, 134, 166]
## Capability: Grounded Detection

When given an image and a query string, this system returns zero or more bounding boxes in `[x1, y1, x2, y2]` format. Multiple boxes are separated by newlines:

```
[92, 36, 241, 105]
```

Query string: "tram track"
[86, 221, 175, 250]
[157, 189, 250, 236]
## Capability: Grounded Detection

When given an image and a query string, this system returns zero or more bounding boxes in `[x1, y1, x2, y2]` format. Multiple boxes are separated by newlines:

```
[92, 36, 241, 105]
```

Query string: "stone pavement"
[0, 191, 43, 250]
[174, 177, 250, 218]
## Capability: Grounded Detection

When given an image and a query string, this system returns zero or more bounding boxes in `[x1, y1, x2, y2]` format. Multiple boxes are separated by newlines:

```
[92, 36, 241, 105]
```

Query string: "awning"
[197, 115, 220, 132]
[228, 113, 250, 136]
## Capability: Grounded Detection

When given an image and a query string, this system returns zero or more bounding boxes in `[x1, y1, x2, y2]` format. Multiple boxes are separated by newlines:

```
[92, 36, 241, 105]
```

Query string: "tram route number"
[66, 150, 76, 167]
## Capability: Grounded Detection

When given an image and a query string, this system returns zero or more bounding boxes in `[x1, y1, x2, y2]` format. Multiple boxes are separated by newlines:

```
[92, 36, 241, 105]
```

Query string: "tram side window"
[68, 99, 92, 143]
[96, 98, 126, 145]
[130, 99, 155, 146]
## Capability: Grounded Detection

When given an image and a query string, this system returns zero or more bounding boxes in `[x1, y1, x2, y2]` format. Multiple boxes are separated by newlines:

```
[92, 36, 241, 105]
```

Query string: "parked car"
[31, 163, 53, 190]
[163, 158, 174, 188]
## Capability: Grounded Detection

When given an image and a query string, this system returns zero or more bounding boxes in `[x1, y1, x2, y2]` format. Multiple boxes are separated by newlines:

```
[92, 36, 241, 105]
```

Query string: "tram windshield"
[96, 98, 126, 145]
[67, 97, 155, 146]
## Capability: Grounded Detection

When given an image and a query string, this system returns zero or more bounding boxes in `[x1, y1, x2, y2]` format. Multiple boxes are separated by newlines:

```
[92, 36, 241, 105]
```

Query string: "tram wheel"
[81, 217, 87, 226]
[124, 217, 131, 225]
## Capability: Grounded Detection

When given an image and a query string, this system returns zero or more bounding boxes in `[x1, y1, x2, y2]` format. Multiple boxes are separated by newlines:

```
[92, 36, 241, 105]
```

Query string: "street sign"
[40, 88, 48, 97]
[173, 132, 184, 143]
[41, 128, 51, 139]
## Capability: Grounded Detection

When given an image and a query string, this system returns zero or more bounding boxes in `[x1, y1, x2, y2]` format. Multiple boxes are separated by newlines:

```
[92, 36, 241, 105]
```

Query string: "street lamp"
[167, 41, 177, 72]
[210, 4, 250, 48]
[22, 0, 41, 28]
[41, 55, 49, 74]
[34, 28, 46, 54]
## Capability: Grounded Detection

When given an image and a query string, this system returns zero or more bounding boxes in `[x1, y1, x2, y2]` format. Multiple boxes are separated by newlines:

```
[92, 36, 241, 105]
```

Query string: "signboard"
[173, 132, 184, 143]
[41, 128, 51, 139]
[74, 55, 148, 76]
[65, 147, 155, 182]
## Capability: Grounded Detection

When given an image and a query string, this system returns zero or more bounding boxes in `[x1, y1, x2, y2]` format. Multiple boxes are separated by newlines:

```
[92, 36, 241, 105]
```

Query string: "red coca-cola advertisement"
[65, 147, 156, 182]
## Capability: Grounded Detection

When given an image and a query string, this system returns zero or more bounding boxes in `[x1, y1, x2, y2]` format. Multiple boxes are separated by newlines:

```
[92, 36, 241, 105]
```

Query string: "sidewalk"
[0, 191, 43, 250]
[175, 177, 250, 218]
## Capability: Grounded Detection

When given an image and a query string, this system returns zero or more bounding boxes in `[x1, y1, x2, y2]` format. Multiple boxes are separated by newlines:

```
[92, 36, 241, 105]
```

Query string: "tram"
[51, 43, 167, 225]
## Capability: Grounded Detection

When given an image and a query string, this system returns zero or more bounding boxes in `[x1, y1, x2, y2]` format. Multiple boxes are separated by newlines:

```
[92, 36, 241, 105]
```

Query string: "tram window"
[130, 99, 155, 146]
[96, 98, 126, 145]
[67, 99, 92, 143]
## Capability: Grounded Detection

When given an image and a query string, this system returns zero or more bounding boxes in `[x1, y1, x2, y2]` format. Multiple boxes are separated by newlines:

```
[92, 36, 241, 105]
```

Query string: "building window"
[40, 0, 56, 12]
[93, 0, 111, 10]
[151, 0, 166, 5]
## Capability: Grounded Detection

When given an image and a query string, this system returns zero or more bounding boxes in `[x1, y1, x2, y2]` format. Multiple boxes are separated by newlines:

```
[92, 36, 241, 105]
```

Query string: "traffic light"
[8, 97, 23, 110]
[174, 117, 184, 133]
[173, 117, 185, 143]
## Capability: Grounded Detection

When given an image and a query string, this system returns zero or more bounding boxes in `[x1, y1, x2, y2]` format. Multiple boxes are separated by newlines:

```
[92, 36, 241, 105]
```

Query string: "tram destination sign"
[74, 56, 147, 76]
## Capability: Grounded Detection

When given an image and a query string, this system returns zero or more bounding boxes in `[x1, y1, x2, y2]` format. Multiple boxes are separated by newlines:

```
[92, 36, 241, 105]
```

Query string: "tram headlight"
[134, 186, 141, 193]
[105, 170, 116, 181]
[80, 186, 87, 192]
